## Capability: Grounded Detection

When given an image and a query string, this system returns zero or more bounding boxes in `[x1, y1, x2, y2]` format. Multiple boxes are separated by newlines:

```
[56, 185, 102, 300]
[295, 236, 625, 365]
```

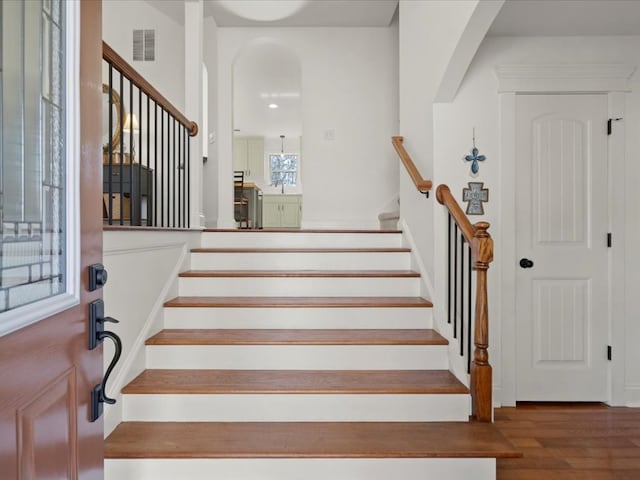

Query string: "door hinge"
[607, 233, 612, 248]
[607, 117, 623, 135]
[607, 345, 612, 361]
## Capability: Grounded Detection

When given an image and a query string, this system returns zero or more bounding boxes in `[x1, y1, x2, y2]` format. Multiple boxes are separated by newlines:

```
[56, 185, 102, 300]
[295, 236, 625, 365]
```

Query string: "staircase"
[105, 229, 517, 479]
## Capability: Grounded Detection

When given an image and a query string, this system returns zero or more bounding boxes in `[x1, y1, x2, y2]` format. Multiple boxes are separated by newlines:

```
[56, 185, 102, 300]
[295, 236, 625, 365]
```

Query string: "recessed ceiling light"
[268, 103, 279, 109]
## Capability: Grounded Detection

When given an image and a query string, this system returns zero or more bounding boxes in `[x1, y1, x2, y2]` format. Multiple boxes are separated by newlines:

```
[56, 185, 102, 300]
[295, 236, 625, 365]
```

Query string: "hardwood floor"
[495, 403, 640, 480]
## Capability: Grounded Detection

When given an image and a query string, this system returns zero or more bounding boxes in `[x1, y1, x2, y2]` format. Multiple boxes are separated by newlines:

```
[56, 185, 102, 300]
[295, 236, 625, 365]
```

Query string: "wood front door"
[515, 94, 609, 401]
[0, 2, 104, 478]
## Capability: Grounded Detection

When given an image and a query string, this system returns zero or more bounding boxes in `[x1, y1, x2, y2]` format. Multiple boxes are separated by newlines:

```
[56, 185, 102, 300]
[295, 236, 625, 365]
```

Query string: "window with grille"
[269, 154, 298, 186]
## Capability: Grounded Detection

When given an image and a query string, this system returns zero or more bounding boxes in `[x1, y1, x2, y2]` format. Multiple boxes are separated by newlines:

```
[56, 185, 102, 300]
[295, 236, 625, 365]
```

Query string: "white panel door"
[515, 94, 609, 401]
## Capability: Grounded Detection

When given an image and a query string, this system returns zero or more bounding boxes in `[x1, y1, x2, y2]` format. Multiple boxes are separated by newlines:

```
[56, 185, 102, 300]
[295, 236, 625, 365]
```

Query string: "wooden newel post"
[471, 221, 493, 422]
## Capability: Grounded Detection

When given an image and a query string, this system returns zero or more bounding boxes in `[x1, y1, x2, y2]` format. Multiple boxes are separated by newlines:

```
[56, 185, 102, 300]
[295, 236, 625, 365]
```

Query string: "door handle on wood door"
[519, 258, 534, 269]
[88, 299, 123, 422]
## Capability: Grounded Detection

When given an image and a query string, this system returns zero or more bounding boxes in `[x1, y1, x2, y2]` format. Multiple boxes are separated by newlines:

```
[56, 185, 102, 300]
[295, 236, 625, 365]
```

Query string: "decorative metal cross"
[464, 128, 486, 176]
[462, 182, 489, 215]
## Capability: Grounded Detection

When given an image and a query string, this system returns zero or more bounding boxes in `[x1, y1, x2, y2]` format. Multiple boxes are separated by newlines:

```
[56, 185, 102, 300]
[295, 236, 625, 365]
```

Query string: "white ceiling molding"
[495, 64, 636, 93]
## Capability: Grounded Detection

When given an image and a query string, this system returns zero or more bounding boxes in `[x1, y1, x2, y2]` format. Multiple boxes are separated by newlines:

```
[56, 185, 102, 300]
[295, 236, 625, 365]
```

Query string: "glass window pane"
[269, 154, 298, 186]
[0, 0, 66, 313]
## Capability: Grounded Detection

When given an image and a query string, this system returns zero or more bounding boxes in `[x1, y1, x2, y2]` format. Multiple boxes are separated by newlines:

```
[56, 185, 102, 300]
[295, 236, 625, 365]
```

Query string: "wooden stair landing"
[191, 247, 412, 253]
[105, 421, 520, 459]
[164, 296, 433, 308]
[122, 369, 467, 394]
[179, 270, 420, 278]
[203, 229, 402, 234]
[145, 329, 447, 346]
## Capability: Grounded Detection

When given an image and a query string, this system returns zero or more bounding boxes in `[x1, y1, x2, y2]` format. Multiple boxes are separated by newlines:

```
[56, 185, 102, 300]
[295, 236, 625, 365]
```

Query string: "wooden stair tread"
[191, 247, 411, 253]
[122, 369, 467, 394]
[164, 296, 433, 308]
[179, 270, 420, 278]
[105, 421, 520, 459]
[146, 329, 447, 346]
[203, 229, 402, 234]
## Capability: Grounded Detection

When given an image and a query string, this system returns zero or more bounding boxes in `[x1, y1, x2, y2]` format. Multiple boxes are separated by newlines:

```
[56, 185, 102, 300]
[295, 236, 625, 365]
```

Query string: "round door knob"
[519, 258, 534, 269]
[96, 268, 108, 287]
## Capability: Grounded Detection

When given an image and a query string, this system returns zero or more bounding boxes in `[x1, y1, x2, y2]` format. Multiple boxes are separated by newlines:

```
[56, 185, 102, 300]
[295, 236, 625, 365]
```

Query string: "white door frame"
[497, 64, 635, 407]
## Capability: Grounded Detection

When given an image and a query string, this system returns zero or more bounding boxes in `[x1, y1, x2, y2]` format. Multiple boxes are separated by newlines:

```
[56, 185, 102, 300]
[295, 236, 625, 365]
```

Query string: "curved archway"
[233, 38, 302, 139]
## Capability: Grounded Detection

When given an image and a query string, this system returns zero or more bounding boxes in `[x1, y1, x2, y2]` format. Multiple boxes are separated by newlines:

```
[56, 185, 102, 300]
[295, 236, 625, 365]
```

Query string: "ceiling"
[146, 0, 640, 35]
[206, 0, 398, 27]
[145, 0, 640, 139]
[144, 0, 398, 27]
[489, 0, 640, 36]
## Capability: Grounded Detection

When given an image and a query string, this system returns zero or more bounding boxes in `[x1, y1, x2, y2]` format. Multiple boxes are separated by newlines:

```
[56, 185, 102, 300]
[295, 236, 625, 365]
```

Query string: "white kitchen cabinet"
[262, 194, 302, 229]
[233, 136, 264, 182]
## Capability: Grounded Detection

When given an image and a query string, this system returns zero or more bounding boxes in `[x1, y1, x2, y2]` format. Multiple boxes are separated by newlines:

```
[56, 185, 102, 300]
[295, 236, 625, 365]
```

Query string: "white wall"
[216, 27, 399, 229]
[398, 0, 480, 287]
[431, 34, 640, 406]
[102, 230, 201, 436]
[103, 0, 186, 112]
[203, 15, 219, 227]
[184, 1, 205, 228]
[398, 0, 491, 382]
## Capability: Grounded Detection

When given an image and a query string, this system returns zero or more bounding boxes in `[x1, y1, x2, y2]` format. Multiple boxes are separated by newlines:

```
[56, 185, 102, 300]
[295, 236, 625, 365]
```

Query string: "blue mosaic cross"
[464, 146, 486, 176]
[462, 182, 489, 215]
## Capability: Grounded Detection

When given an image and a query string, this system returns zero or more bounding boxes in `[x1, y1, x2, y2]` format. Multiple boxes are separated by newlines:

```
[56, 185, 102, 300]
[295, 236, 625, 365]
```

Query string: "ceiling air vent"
[133, 29, 155, 62]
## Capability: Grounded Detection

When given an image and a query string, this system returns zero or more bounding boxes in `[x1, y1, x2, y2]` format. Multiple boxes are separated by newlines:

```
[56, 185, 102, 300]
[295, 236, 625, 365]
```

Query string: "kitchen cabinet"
[262, 194, 301, 229]
[233, 136, 264, 182]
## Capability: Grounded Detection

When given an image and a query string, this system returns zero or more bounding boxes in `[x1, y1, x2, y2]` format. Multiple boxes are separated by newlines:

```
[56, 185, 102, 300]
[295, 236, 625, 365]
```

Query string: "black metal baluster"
[137, 86, 142, 225]
[447, 214, 452, 325]
[146, 95, 151, 225]
[467, 242, 473, 374]
[178, 123, 182, 228]
[172, 118, 176, 228]
[160, 108, 165, 227]
[118, 74, 124, 225]
[187, 134, 191, 228]
[154, 102, 158, 227]
[460, 234, 465, 357]
[128, 80, 134, 225]
[107, 63, 114, 225]
[182, 126, 187, 228]
[453, 223, 458, 339]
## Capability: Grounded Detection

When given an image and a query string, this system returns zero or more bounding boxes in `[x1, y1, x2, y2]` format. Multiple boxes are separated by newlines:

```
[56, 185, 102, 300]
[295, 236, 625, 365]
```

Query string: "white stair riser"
[191, 252, 411, 271]
[106, 458, 495, 480]
[146, 345, 449, 370]
[123, 394, 470, 422]
[163, 307, 433, 329]
[201, 232, 403, 249]
[178, 277, 420, 297]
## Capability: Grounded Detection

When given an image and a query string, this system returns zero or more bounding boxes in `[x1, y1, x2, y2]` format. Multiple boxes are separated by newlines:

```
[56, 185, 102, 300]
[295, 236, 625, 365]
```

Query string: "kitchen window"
[269, 153, 298, 186]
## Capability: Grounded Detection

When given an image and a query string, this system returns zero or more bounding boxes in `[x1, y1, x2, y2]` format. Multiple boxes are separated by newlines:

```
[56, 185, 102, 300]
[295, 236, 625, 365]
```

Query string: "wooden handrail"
[435, 185, 475, 243]
[391, 136, 433, 195]
[436, 184, 493, 422]
[103, 41, 198, 136]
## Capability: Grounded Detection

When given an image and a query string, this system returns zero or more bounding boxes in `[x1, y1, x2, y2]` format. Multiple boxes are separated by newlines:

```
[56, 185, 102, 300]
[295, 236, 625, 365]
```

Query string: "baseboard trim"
[625, 385, 640, 407]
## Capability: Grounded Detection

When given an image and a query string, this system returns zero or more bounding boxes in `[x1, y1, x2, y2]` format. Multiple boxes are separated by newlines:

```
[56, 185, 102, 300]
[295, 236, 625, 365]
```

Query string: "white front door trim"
[497, 63, 633, 406]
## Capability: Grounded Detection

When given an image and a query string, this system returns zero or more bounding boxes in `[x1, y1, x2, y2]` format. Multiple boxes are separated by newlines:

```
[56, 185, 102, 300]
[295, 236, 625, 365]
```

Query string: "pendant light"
[280, 134, 285, 159]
